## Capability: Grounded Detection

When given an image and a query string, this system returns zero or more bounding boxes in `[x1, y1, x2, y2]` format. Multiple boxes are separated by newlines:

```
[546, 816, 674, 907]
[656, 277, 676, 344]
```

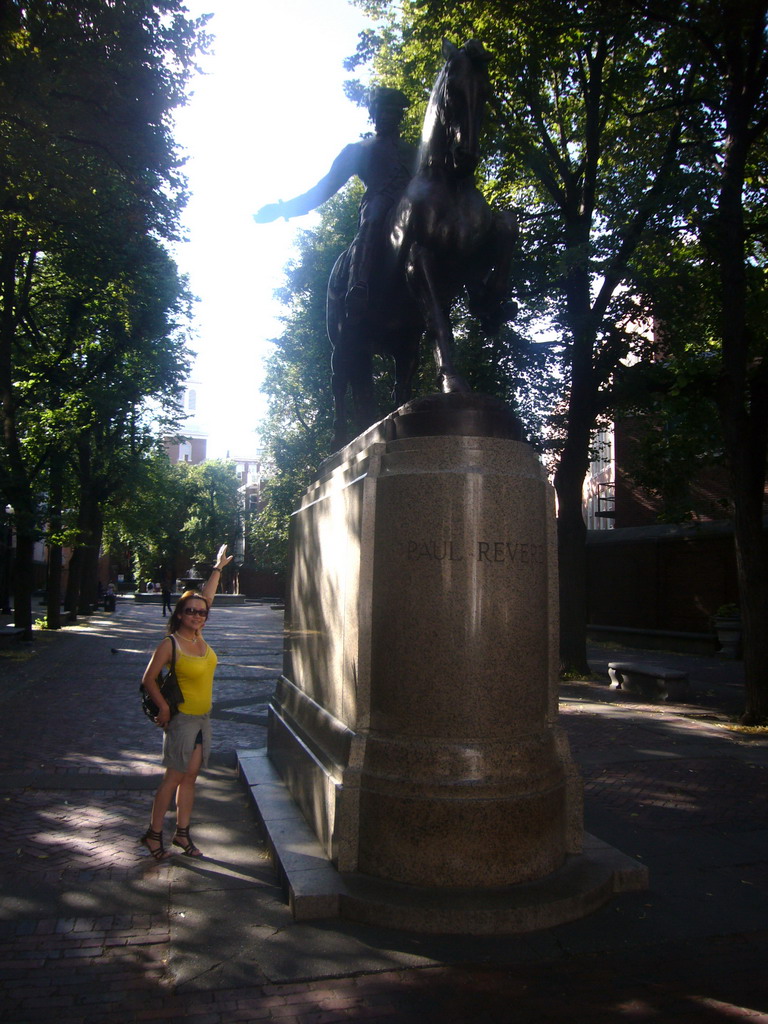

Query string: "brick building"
[582, 416, 766, 650]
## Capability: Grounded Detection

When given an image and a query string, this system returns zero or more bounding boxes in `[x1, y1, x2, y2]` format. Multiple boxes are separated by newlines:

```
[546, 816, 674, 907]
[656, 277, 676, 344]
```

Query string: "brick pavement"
[1, 600, 767, 1023]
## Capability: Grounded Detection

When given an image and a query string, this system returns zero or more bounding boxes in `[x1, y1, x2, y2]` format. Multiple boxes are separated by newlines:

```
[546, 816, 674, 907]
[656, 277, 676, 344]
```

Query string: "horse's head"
[423, 38, 490, 177]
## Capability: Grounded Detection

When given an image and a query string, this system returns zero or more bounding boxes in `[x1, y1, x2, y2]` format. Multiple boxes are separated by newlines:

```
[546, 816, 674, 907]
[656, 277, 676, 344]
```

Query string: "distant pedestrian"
[139, 543, 233, 860]
[161, 580, 172, 617]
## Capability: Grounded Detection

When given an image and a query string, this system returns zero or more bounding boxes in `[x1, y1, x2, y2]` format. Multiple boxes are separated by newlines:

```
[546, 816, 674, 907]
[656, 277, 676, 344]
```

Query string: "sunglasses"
[182, 607, 208, 618]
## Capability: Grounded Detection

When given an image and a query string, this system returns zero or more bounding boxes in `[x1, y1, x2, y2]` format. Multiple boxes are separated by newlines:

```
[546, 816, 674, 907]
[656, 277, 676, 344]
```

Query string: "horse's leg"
[331, 332, 376, 445]
[393, 337, 419, 407]
[349, 328, 376, 435]
[328, 253, 351, 448]
[408, 243, 469, 394]
[329, 319, 377, 446]
[330, 346, 350, 449]
[467, 209, 518, 334]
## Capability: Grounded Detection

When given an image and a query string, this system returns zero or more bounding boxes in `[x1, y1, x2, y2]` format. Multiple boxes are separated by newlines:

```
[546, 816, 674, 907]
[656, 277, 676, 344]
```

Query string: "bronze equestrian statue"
[255, 40, 517, 448]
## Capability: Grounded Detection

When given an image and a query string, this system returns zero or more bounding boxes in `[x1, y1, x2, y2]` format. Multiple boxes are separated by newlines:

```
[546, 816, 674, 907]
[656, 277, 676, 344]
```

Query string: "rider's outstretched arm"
[253, 144, 361, 223]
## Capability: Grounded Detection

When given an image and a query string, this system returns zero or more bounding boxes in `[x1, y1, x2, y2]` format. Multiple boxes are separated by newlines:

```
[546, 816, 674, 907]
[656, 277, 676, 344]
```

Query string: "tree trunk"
[712, 59, 768, 723]
[556, 241, 597, 677]
[556, 480, 589, 675]
[13, 531, 34, 639]
[64, 546, 81, 624]
[78, 519, 103, 615]
[46, 459, 63, 629]
[46, 544, 62, 630]
[73, 442, 104, 615]
[732, 489, 768, 723]
[0, 511, 11, 615]
[0, 230, 35, 637]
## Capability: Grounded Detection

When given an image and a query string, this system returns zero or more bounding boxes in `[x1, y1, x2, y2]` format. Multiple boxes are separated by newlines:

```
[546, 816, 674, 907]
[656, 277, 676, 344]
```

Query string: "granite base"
[238, 749, 648, 935]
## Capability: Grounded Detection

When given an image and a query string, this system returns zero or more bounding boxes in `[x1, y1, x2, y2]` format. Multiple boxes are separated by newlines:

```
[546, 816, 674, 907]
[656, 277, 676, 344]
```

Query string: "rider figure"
[253, 87, 417, 318]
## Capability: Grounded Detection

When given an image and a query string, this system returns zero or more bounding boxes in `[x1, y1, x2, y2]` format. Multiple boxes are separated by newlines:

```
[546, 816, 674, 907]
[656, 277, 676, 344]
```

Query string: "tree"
[105, 457, 242, 591]
[103, 448, 189, 593]
[627, 0, 768, 722]
[6, 230, 191, 624]
[0, 1, 207, 634]
[179, 460, 241, 565]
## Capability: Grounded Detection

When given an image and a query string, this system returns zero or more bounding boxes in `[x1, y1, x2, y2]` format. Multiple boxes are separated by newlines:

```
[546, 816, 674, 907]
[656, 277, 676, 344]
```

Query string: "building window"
[583, 424, 615, 530]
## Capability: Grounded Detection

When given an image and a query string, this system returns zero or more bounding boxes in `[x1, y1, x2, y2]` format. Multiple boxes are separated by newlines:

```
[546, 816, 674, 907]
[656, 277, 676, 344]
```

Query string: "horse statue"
[327, 38, 518, 447]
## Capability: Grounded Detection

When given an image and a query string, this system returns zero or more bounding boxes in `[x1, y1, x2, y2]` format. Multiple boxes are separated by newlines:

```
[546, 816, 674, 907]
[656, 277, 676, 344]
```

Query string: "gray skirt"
[162, 712, 211, 773]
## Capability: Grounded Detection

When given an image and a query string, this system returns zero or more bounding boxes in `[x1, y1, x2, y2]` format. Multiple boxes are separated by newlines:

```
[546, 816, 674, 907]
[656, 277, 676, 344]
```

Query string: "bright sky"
[172, 0, 371, 459]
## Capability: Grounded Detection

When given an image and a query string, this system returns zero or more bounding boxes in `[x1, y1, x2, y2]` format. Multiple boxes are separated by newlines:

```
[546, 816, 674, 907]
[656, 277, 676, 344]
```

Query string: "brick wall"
[586, 522, 744, 634]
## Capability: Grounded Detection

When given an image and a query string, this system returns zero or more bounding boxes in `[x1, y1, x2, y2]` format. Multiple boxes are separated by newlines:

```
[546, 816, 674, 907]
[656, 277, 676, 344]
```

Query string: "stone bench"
[608, 661, 691, 702]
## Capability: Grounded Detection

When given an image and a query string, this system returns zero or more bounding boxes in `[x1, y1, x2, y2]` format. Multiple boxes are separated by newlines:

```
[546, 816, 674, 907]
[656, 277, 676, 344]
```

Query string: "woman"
[140, 543, 233, 860]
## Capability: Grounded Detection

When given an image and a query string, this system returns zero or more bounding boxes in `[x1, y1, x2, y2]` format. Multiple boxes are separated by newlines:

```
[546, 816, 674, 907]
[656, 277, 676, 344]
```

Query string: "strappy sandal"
[140, 827, 168, 860]
[172, 826, 203, 858]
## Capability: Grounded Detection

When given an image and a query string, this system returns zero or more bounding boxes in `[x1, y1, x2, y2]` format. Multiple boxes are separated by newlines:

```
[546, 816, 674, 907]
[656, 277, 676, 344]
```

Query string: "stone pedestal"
[252, 394, 646, 930]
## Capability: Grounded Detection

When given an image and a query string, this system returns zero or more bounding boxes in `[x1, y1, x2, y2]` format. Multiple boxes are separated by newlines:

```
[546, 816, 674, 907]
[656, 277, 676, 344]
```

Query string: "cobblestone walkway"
[1, 601, 767, 1023]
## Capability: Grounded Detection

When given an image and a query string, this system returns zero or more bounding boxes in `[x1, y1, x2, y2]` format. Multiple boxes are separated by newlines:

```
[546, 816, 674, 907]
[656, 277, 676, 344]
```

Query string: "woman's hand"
[201, 544, 235, 605]
[215, 543, 234, 572]
[154, 703, 171, 729]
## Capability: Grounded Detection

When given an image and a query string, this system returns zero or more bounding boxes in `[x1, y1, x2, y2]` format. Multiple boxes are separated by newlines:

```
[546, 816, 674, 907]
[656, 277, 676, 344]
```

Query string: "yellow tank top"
[169, 641, 217, 716]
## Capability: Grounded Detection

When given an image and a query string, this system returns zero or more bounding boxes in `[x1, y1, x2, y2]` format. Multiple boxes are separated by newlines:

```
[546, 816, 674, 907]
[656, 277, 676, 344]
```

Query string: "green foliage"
[0, 0, 210, 245]
[611, 234, 726, 522]
[103, 446, 188, 586]
[247, 473, 300, 573]
[0, 0, 208, 625]
[252, 187, 362, 567]
[178, 460, 242, 566]
[106, 455, 242, 584]
[611, 0, 768, 524]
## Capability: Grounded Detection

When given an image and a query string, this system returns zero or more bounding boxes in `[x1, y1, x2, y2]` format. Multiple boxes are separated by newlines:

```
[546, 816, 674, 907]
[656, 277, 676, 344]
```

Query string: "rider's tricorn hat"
[368, 86, 410, 117]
